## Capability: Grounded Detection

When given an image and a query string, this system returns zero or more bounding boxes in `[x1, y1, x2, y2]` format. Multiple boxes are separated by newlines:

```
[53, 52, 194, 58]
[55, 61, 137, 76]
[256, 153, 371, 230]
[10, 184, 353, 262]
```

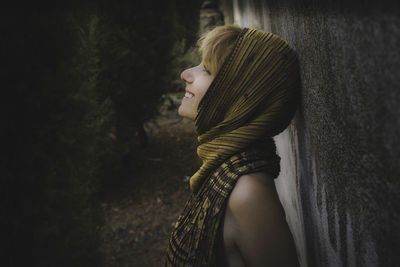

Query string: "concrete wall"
[218, 1, 400, 266]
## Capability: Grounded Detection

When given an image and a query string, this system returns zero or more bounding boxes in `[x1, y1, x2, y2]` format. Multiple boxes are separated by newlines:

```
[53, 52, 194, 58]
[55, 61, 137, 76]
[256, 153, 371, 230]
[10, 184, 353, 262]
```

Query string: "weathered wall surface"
[219, 1, 400, 266]
[199, 1, 224, 35]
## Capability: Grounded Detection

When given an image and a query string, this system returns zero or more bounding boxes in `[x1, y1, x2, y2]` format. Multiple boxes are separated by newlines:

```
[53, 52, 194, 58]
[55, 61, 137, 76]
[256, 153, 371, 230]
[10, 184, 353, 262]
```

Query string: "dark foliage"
[1, 0, 201, 266]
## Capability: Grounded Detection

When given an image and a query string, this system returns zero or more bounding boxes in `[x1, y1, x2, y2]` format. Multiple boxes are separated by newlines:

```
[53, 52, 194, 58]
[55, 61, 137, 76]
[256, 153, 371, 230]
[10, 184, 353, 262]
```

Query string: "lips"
[184, 89, 194, 99]
[185, 89, 194, 96]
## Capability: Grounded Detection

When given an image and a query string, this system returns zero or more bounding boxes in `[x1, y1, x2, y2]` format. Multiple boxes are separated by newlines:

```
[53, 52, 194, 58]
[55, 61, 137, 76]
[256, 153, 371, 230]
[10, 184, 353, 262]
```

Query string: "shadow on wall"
[219, 1, 400, 267]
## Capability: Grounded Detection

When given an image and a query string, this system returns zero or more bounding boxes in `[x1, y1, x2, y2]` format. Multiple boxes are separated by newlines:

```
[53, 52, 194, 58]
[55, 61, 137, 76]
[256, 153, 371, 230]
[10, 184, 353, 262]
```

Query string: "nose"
[180, 68, 194, 83]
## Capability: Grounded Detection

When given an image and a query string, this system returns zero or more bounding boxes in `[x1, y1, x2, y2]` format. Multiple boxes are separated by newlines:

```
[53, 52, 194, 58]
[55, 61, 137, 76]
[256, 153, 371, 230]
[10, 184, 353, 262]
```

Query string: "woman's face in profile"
[178, 63, 214, 121]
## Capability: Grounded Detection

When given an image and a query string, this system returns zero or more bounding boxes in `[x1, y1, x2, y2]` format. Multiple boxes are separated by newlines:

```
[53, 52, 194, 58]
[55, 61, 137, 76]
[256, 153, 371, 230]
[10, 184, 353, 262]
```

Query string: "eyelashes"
[203, 66, 211, 75]
[200, 62, 211, 75]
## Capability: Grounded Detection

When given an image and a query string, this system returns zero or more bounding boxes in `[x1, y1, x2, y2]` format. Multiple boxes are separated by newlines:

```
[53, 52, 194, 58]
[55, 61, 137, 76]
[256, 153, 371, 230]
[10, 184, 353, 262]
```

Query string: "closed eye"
[203, 67, 211, 75]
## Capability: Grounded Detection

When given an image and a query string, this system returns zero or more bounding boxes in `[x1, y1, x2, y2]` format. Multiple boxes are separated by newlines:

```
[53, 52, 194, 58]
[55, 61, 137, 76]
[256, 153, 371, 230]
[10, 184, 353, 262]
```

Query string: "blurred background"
[1, 0, 211, 266]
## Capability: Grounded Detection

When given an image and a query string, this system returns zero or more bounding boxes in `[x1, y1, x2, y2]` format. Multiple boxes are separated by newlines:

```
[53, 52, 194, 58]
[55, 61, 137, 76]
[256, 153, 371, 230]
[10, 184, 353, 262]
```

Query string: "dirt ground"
[99, 105, 201, 267]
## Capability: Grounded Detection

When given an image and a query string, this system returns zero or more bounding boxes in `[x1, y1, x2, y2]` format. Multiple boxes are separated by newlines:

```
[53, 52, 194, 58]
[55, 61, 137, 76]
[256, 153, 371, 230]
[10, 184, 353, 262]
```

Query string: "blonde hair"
[198, 25, 243, 76]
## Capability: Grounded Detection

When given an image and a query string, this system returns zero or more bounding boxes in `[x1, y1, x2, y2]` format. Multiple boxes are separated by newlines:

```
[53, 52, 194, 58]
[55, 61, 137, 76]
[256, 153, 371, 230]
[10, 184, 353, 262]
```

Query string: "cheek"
[194, 93, 205, 110]
[197, 83, 212, 103]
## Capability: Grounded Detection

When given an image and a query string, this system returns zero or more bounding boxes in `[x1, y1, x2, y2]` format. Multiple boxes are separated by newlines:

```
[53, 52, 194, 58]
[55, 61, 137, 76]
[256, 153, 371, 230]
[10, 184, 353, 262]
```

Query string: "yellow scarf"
[190, 28, 300, 193]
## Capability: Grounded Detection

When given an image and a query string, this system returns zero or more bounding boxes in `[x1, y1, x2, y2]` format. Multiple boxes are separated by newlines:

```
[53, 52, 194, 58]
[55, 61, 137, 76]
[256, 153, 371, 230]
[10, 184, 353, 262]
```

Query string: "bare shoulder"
[228, 172, 284, 216]
[225, 172, 299, 267]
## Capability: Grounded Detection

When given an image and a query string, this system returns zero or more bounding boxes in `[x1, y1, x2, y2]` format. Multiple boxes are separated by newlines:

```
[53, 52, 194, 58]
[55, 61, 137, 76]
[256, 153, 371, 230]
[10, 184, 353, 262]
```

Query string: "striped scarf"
[166, 139, 280, 266]
[191, 27, 299, 193]
[165, 27, 299, 266]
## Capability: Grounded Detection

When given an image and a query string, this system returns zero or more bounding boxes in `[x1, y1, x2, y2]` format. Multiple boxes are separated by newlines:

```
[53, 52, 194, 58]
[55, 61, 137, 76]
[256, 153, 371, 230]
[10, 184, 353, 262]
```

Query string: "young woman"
[165, 25, 300, 267]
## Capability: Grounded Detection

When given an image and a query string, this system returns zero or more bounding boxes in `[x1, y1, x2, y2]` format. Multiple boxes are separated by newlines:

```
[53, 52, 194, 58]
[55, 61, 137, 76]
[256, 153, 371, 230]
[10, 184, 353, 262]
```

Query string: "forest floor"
[99, 101, 201, 267]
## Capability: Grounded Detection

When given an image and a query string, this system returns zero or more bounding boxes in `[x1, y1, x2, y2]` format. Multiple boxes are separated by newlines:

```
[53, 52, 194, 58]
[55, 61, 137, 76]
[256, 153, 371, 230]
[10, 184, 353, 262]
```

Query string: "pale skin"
[179, 64, 299, 267]
[178, 62, 214, 120]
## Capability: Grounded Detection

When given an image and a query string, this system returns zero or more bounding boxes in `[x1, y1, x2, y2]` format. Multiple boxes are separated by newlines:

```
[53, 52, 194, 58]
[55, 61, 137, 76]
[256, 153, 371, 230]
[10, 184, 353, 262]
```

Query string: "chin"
[178, 106, 184, 116]
[178, 106, 195, 121]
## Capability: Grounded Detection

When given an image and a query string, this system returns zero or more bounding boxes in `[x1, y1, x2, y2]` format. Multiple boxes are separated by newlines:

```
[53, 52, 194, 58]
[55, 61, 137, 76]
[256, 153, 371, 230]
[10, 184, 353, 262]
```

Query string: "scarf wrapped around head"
[190, 28, 300, 193]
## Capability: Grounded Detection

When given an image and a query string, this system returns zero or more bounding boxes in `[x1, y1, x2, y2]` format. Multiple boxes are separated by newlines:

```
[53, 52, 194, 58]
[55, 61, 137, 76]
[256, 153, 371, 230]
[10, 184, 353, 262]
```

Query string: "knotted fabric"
[190, 28, 300, 193]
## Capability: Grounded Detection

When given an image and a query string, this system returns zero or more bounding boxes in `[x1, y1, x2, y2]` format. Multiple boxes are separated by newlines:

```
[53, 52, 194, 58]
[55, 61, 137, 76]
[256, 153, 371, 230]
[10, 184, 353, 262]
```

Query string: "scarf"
[165, 140, 280, 266]
[191, 27, 299, 193]
[165, 27, 300, 266]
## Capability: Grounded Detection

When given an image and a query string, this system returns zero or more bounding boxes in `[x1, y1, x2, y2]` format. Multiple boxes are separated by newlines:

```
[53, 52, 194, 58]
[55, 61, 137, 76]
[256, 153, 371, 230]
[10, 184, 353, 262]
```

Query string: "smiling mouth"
[184, 91, 194, 99]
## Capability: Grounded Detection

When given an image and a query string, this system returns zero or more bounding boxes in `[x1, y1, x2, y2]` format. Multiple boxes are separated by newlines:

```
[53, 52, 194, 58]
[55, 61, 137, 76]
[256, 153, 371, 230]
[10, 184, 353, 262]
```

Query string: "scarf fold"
[190, 28, 300, 193]
[165, 140, 280, 267]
